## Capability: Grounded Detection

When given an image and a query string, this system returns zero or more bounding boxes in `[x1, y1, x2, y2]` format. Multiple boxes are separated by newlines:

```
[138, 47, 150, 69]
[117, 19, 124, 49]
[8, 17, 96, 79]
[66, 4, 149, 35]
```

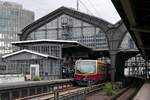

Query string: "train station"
[0, 0, 149, 100]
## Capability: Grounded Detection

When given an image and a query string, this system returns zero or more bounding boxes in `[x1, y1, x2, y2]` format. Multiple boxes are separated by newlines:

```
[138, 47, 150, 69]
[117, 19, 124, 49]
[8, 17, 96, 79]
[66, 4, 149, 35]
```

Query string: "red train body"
[74, 60, 110, 85]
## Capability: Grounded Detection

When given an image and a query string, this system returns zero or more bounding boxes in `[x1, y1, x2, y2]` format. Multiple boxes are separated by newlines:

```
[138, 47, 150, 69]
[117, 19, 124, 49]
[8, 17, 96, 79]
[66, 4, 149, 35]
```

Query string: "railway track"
[116, 88, 137, 100]
[15, 83, 105, 100]
[106, 87, 138, 100]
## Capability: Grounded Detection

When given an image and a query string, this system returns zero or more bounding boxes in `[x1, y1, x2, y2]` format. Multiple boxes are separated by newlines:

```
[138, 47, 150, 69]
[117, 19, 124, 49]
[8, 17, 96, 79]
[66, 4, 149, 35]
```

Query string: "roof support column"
[109, 50, 117, 87]
[105, 22, 127, 86]
[43, 58, 48, 80]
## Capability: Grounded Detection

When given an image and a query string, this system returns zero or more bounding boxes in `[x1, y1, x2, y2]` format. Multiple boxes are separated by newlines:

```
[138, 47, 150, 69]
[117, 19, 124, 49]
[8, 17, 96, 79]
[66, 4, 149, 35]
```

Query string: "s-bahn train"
[74, 59, 110, 85]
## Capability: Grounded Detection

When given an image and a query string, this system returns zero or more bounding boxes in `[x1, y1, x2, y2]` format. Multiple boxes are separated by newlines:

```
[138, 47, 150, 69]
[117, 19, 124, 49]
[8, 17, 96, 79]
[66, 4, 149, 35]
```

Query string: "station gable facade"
[20, 7, 112, 50]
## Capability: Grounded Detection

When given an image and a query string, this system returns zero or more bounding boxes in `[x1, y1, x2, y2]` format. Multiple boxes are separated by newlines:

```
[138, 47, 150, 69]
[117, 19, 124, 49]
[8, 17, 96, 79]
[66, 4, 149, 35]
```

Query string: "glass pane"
[27, 32, 35, 40]
[83, 27, 94, 36]
[47, 30, 57, 40]
[47, 19, 57, 29]
[58, 29, 63, 39]
[83, 22, 92, 27]
[72, 28, 81, 38]
[120, 33, 136, 49]
[73, 18, 81, 27]
[35, 31, 46, 39]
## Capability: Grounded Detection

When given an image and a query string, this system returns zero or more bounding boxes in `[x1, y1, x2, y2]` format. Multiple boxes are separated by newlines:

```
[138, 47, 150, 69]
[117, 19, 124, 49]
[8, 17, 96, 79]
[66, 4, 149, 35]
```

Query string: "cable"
[78, 0, 94, 15]
[87, 0, 101, 17]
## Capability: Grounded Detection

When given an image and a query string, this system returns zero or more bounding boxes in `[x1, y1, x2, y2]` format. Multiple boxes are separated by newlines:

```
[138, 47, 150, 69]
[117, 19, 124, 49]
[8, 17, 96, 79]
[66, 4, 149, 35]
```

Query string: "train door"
[103, 64, 107, 80]
[97, 61, 103, 80]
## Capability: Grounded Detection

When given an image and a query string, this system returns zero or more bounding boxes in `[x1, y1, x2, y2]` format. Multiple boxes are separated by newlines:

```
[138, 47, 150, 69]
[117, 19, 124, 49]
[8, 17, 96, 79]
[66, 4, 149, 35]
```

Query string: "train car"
[74, 60, 110, 85]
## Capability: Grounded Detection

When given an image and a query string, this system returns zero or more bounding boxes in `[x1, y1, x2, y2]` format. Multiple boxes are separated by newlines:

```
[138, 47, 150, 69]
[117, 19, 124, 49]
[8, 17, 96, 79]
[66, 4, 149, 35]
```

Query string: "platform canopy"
[111, 0, 150, 59]
[12, 39, 92, 53]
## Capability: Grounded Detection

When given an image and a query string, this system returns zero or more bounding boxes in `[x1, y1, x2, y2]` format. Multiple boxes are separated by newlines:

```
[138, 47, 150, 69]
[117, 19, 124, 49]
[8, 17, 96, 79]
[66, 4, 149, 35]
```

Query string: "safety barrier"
[0, 79, 73, 100]
[17, 83, 105, 100]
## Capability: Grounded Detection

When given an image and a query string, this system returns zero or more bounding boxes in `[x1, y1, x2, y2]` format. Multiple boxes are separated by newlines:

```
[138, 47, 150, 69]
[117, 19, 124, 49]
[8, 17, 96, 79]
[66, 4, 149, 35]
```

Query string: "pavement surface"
[133, 83, 150, 100]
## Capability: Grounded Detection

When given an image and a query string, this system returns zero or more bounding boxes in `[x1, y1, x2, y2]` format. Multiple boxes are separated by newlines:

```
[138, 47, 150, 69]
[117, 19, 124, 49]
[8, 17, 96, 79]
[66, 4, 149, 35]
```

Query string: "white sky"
[2, 0, 121, 24]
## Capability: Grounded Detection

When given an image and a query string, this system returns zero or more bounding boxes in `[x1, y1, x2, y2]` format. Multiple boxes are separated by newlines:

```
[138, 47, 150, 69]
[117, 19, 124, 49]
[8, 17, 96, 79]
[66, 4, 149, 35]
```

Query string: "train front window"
[76, 61, 96, 74]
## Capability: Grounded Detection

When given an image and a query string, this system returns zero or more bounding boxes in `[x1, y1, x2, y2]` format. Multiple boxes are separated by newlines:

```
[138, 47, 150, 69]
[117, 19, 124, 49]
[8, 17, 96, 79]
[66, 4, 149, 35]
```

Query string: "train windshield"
[76, 60, 96, 74]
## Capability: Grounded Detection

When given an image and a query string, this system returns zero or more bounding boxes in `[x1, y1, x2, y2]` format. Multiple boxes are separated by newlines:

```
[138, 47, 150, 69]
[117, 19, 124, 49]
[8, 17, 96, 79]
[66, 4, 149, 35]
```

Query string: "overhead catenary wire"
[86, 0, 101, 17]
[78, 0, 94, 15]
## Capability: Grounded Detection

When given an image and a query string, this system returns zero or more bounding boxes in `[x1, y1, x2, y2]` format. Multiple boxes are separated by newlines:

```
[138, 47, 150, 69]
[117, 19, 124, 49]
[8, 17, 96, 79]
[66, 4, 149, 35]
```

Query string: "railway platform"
[0, 79, 73, 100]
[0, 78, 73, 90]
[133, 83, 150, 100]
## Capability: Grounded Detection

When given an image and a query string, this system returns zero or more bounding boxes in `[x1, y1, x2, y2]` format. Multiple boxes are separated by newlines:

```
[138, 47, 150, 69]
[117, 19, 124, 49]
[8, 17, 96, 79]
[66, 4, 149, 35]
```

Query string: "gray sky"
[2, 0, 120, 24]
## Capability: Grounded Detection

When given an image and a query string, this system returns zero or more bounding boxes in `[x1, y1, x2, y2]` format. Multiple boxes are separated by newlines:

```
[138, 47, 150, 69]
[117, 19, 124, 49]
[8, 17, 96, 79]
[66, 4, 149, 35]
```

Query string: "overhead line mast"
[77, 0, 79, 11]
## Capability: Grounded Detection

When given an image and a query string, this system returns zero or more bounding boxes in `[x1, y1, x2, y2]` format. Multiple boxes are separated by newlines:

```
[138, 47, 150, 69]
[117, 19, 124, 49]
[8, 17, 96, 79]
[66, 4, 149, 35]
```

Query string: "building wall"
[3, 57, 61, 79]
[26, 14, 108, 50]
[4, 59, 43, 74]
[46, 59, 61, 79]
[0, 1, 34, 54]
[3, 42, 62, 79]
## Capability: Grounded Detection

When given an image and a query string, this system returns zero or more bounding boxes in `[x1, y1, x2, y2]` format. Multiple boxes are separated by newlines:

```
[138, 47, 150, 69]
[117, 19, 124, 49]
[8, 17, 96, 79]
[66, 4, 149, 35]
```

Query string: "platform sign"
[30, 64, 39, 79]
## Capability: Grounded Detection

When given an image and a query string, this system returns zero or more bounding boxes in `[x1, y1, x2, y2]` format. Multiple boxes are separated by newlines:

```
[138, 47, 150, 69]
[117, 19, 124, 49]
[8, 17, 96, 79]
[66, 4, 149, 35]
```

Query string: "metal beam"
[120, 0, 143, 51]
[120, 0, 137, 26]
[139, 46, 150, 50]
[131, 26, 150, 33]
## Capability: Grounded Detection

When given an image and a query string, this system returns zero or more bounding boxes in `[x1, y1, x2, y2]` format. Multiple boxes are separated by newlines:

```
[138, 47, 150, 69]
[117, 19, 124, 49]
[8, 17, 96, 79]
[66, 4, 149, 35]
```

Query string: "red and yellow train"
[74, 60, 110, 85]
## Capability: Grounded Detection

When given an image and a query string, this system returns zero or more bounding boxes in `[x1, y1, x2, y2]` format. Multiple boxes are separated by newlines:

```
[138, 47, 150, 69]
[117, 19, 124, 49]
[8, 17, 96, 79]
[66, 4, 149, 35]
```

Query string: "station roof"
[2, 49, 61, 59]
[12, 39, 92, 52]
[12, 39, 85, 45]
[111, 0, 150, 59]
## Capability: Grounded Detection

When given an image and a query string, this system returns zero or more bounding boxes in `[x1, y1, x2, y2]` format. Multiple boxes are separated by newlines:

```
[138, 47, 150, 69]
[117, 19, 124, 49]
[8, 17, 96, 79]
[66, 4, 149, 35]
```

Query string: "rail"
[105, 87, 139, 100]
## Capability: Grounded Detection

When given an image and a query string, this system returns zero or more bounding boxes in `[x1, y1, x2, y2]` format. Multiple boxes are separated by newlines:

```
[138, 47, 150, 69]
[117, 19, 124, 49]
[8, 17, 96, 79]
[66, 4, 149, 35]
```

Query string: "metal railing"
[0, 79, 73, 100]
[16, 83, 105, 100]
